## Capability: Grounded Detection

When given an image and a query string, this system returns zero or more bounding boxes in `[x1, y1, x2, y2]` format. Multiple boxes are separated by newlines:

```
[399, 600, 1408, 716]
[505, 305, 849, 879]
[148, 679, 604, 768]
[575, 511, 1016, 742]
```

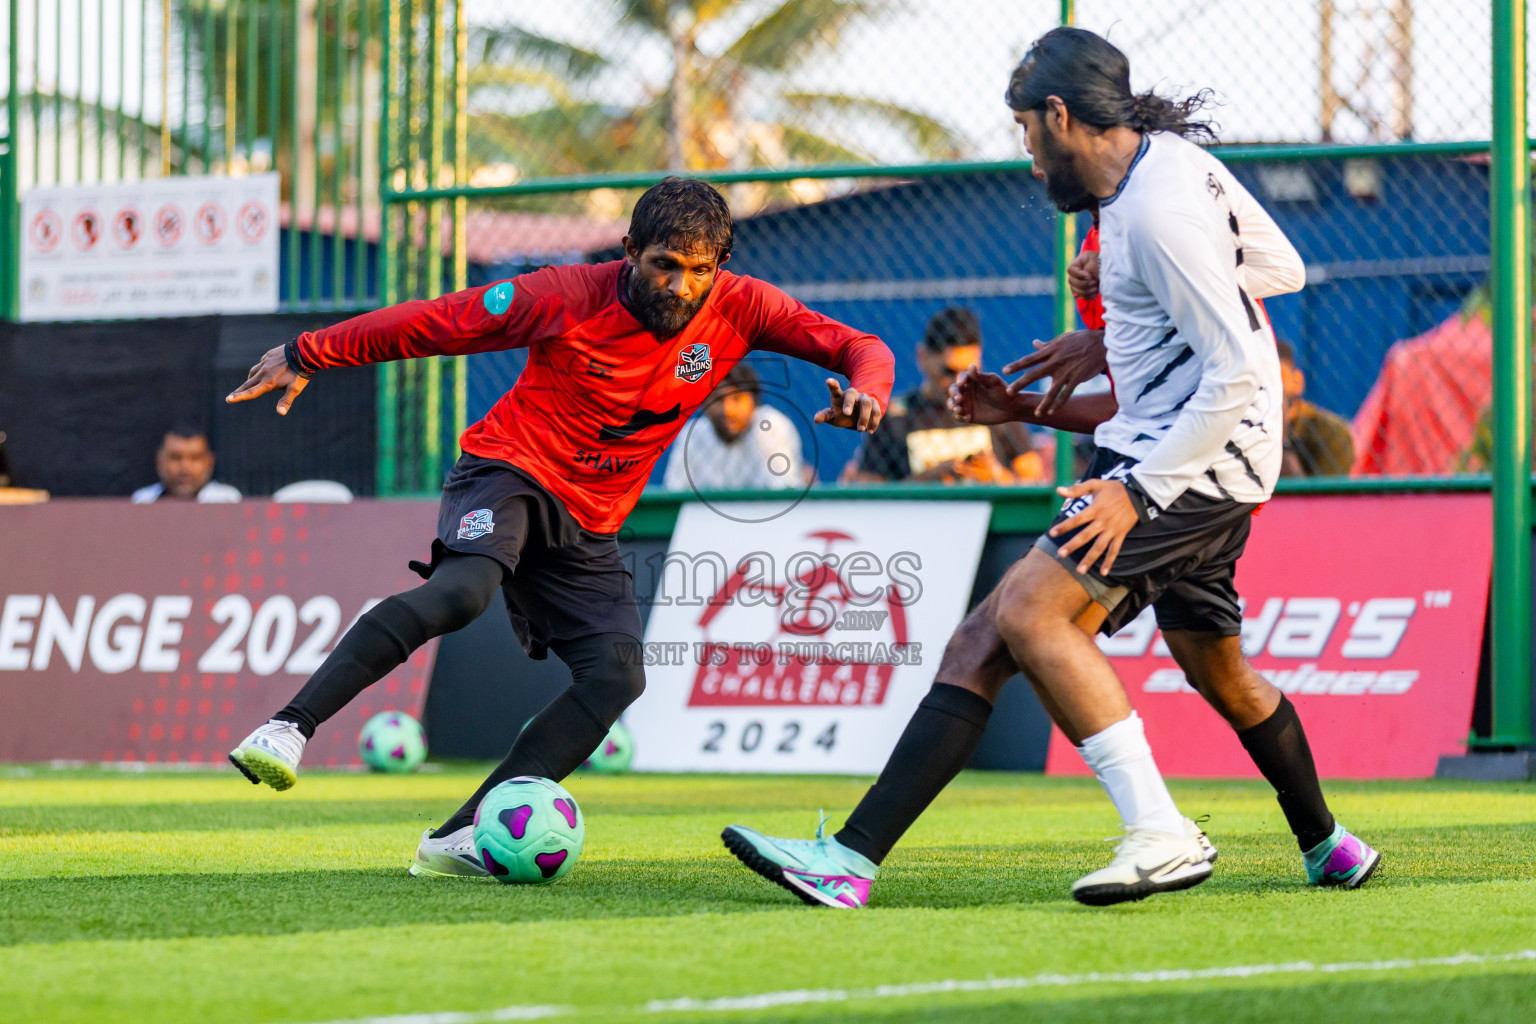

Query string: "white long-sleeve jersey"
[1095, 131, 1305, 509]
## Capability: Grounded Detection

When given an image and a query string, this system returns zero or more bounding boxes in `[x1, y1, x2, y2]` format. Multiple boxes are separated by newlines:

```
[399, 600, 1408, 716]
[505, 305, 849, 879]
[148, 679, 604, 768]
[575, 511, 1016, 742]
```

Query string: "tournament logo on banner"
[1045, 494, 1493, 779]
[627, 501, 989, 773]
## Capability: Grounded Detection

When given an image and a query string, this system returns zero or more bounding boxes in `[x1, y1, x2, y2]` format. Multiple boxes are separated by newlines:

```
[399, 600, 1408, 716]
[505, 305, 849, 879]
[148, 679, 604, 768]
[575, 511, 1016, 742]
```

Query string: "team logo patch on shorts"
[458, 508, 495, 540]
[674, 343, 712, 383]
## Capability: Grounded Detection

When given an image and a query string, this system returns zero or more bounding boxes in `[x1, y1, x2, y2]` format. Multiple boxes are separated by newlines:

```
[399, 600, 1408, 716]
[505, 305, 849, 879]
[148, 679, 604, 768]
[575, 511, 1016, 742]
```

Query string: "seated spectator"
[1278, 341, 1354, 477]
[846, 307, 1043, 484]
[131, 424, 242, 503]
[662, 363, 807, 491]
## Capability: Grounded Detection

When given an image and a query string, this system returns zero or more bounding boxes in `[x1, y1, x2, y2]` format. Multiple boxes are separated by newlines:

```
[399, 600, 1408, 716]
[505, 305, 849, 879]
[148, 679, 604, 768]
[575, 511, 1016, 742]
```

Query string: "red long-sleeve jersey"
[297, 261, 895, 532]
[1077, 225, 1106, 330]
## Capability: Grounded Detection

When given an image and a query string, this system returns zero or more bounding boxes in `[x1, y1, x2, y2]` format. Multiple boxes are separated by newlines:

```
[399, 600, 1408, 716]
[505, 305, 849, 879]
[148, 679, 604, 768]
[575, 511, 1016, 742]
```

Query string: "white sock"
[1076, 712, 1185, 836]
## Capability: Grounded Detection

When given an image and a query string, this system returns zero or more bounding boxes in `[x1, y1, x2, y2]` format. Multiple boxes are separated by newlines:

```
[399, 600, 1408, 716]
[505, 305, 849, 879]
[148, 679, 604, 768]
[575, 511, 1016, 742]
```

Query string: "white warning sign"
[19, 174, 280, 321]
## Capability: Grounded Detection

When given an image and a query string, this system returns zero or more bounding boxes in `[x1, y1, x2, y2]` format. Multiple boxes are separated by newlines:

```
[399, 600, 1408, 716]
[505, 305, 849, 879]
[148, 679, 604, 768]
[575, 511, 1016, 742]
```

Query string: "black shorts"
[409, 453, 643, 659]
[1034, 447, 1256, 637]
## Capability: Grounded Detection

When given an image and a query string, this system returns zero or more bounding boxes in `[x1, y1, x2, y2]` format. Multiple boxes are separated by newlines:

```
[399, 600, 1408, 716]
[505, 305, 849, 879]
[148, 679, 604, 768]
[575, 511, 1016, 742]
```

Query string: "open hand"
[1003, 329, 1107, 415]
[948, 365, 1034, 425]
[814, 378, 883, 432]
[226, 344, 310, 416]
[1048, 478, 1137, 576]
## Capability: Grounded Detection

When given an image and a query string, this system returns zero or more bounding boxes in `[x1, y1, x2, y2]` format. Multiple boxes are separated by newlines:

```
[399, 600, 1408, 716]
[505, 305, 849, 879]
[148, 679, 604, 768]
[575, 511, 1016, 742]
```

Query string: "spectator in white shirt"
[663, 363, 808, 492]
[131, 424, 242, 503]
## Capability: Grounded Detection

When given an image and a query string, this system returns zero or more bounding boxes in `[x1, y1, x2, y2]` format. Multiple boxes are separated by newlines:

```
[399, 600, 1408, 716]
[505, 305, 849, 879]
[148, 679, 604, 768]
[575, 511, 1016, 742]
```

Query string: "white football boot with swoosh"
[1071, 825, 1213, 906]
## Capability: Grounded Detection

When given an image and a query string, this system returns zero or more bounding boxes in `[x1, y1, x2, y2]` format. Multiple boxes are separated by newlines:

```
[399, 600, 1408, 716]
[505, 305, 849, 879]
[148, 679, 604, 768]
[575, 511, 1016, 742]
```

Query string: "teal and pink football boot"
[722, 815, 877, 909]
[1304, 823, 1381, 888]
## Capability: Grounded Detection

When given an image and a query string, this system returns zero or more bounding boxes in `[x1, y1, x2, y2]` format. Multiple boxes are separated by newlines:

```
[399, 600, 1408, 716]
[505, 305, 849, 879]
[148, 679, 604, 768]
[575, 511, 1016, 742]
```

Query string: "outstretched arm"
[227, 272, 573, 414]
[745, 279, 895, 433]
[949, 366, 1118, 434]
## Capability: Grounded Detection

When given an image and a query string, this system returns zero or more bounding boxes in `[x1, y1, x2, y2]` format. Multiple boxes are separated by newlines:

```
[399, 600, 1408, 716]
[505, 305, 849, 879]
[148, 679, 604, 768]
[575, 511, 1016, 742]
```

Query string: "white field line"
[300, 949, 1536, 1024]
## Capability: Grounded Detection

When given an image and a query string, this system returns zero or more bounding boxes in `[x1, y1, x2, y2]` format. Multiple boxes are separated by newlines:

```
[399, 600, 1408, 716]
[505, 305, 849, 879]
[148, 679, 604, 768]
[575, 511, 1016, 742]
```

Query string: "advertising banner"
[20, 174, 280, 321]
[626, 500, 990, 773]
[1045, 494, 1492, 779]
[0, 500, 438, 766]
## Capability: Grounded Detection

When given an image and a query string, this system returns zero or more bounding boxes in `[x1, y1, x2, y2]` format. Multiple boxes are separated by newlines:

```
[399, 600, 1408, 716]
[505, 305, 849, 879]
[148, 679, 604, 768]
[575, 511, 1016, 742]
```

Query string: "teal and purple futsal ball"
[357, 711, 427, 773]
[581, 720, 634, 773]
[473, 776, 585, 884]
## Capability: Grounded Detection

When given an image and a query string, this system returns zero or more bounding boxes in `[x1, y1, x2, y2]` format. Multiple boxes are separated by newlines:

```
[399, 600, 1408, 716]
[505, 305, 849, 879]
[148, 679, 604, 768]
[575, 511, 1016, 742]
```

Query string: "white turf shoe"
[409, 826, 490, 878]
[1071, 825, 1214, 906]
[228, 719, 306, 791]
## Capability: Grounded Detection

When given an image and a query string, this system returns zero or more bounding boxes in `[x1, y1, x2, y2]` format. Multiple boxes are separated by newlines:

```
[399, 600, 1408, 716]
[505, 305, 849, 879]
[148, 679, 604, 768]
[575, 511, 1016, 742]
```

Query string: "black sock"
[1236, 695, 1335, 850]
[834, 682, 992, 865]
[274, 554, 502, 738]
[434, 633, 645, 836]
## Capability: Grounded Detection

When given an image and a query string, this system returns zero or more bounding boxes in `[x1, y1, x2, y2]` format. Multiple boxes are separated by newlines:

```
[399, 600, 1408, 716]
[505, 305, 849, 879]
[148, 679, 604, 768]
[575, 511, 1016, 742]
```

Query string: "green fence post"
[1051, 0, 1076, 487]
[377, 0, 398, 495]
[2, 0, 18, 320]
[1489, 0, 1534, 748]
[308, 0, 324, 306]
[451, 0, 467, 448]
[286, 0, 301, 304]
[329, 0, 344, 306]
[420, 0, 443, 491]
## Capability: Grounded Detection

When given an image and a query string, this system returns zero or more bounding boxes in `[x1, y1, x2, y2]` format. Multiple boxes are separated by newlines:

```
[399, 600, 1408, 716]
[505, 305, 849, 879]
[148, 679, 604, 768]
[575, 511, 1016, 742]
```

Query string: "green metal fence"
[0, 0, 382, 315]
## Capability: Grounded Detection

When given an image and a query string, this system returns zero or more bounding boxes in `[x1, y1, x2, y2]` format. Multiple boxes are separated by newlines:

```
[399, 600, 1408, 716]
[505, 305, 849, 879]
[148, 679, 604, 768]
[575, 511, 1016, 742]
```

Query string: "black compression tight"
[433, 632, 646, 837]
[275, 553, 504, 738]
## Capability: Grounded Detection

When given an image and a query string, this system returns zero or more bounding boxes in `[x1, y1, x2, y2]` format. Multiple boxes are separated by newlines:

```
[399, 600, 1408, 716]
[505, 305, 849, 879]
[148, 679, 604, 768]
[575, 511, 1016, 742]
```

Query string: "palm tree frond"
[471, 26, 610, 83]
[775, 124, 873, 166]
[724, 0, 877, 72]
[781, 91, 966, 160]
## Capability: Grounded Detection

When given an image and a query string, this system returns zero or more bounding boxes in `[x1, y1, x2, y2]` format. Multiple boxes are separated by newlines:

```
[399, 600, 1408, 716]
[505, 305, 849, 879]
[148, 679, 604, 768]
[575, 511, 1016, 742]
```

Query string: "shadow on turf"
[7, 821, 1529, 946]
[0, 801, 453, 835]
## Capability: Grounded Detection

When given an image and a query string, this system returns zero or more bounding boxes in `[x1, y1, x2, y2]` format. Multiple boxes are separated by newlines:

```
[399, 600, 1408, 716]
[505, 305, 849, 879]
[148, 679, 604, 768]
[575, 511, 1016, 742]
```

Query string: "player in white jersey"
[722, 27, 1379, 910]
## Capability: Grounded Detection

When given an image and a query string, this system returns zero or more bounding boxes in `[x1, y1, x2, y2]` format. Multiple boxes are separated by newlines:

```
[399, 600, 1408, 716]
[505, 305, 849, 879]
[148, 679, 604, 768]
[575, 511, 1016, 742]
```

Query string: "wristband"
[284, 337, 318, 378]
[1122, 474, 1162, 524]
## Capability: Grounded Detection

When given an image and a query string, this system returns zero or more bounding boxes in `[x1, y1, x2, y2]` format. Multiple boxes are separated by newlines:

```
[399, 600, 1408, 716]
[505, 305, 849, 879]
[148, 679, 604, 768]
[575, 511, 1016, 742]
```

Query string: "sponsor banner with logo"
[1046, 494, 1492, 779]
[626, 500, 990, 773]
[19, 174, 280, 321]
[0, 500, 438, 765]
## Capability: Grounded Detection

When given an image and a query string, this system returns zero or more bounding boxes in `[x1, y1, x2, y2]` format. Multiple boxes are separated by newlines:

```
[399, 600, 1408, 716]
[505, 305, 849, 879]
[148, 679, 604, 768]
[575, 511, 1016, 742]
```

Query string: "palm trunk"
[667, 13, 691, 171]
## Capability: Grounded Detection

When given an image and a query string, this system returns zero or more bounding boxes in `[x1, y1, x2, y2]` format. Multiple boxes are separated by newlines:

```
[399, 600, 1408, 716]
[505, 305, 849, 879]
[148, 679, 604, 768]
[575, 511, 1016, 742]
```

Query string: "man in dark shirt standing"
[1277, 340, 1355, 477]
[847, 307, 1042, 483]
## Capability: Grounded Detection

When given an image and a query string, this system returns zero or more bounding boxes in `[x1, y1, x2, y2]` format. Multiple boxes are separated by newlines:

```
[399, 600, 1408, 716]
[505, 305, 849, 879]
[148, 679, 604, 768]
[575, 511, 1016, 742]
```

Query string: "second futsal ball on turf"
[357, 711, 426, 773]
[581, 720, 634, 773]
[473, 776, 585, 884]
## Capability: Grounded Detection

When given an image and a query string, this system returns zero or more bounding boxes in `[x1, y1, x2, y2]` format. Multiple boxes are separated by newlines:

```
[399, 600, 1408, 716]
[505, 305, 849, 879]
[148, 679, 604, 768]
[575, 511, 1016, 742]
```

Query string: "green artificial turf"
[1, 767, 1532, 1024]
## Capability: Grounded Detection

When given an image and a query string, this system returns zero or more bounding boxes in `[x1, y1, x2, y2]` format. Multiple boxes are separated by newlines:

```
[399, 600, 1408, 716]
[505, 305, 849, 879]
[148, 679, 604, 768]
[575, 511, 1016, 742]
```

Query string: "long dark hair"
[1005, 27, 1218, 143]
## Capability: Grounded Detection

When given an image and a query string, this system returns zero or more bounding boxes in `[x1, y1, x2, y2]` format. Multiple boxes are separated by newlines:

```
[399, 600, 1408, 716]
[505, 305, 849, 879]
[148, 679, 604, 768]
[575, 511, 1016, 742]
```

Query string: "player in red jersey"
[223, 178, 895, 877]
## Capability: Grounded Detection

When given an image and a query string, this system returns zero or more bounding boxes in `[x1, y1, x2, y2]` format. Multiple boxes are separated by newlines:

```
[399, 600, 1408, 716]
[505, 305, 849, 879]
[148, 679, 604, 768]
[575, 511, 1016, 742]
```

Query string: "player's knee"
[571, 636, 647, 709]
[992, 582, 1052, 655]
[937, 617, 1012, 696]
[440, 587, 493, 632]
[992, 559, 1087, 659]
[414, 566, 499, 633]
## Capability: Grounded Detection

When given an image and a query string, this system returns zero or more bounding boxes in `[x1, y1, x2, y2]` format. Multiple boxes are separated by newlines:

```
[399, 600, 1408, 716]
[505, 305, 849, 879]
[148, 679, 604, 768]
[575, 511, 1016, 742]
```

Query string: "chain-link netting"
[380, 0, 1505, 489]
[463, 1, 1493, 169]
